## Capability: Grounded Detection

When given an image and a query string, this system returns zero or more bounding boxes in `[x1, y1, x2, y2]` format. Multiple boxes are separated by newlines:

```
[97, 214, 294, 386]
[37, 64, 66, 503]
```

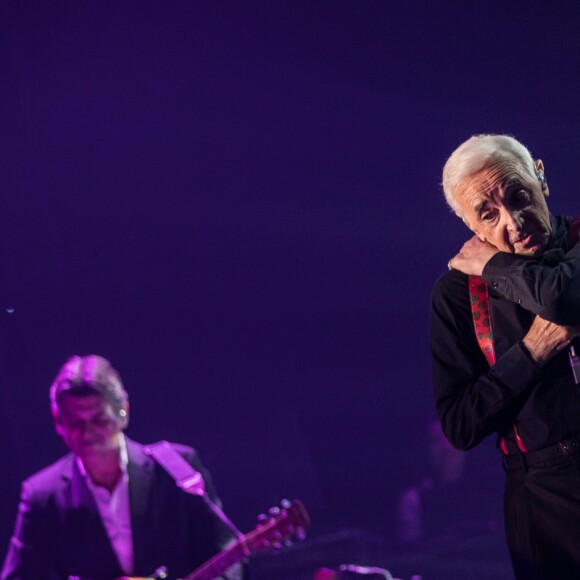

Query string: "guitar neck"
[183, 538, 248, 580]
[180, 499, 309, 580]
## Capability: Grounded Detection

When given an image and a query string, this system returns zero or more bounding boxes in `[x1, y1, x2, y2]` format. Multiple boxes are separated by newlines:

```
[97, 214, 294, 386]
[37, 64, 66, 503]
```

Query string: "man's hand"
[523, 316, 580, 367]
[448, 236, 499, 276]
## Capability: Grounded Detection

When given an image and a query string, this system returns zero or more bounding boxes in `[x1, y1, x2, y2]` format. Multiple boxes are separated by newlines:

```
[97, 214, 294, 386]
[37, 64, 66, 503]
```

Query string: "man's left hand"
[448, 236, 499, 276]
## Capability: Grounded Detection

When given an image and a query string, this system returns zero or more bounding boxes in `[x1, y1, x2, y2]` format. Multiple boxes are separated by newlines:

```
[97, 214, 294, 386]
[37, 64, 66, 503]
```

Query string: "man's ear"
[118, 401, 130, 430]
[52, 408, 64, 437]
[535, 159, 549, 196]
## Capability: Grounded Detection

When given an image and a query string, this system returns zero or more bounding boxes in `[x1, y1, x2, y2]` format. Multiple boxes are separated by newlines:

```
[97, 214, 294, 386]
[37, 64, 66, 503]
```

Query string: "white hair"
[442, 134, 537, 215]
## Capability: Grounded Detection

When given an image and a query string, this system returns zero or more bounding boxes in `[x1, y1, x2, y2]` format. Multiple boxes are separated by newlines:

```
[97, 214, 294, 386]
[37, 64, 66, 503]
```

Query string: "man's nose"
[77, 419, 98, 434]
[503, 208, 523, 232]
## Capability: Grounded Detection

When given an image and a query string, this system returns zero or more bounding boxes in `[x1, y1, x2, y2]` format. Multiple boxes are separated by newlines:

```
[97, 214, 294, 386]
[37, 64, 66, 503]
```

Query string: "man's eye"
[512, 189, 530, 207]
[92, 416, 112, 427]
[61, 415, 113, 430]
[481, 210, 498, 222]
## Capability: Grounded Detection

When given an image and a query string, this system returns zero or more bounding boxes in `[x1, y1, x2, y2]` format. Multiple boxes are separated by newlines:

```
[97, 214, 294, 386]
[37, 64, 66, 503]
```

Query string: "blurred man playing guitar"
[1, 355, 242, 580]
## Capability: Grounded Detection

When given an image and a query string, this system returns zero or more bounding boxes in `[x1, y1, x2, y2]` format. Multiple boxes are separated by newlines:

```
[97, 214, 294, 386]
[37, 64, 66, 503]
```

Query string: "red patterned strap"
[469, 274, 527, 453]
[468, 276, 495, 365]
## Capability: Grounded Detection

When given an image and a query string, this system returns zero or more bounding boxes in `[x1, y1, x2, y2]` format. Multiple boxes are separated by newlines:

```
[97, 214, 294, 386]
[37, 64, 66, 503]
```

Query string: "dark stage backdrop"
[1, 0, 580, 570]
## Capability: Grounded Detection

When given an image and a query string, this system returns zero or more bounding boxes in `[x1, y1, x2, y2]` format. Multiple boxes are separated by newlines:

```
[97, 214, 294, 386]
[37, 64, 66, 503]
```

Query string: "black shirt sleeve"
[482, 228, 580, 325]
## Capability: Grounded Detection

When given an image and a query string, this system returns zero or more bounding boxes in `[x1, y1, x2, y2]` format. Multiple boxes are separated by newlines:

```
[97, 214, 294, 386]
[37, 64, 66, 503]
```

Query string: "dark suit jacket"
[1, 438, 239, 580]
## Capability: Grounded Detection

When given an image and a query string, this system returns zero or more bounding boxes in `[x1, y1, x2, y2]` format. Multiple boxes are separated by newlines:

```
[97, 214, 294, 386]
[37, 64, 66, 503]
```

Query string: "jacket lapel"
[61, 455, 123, 577]
[126, 438, 156, 572]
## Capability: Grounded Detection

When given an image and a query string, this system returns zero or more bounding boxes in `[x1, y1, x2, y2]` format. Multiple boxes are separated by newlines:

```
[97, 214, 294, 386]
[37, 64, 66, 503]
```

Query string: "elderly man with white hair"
[431, 134, 580, 579]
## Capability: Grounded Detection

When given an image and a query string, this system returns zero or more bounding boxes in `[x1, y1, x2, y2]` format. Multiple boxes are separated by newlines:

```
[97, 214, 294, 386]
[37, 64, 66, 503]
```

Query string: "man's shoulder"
[26, 453, 73, 483]
[431, 269, 469, 305]
[168, 441, 196, 458]
[430, 269, 479, 337]
[130, 438, 197, 459]
[129, 438, 222, 507]
[22, 453, 74, 498]
[128, 438, 202, 472]
[158, 441, 202, 468]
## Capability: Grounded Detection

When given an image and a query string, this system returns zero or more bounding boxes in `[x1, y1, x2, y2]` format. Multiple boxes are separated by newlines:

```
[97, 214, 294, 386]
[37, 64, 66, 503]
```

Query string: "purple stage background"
[1, 1, 580, 576]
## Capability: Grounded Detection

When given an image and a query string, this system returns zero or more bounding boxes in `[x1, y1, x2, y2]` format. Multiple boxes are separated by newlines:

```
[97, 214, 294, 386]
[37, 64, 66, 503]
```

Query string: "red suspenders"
[468, 275, 524, 454]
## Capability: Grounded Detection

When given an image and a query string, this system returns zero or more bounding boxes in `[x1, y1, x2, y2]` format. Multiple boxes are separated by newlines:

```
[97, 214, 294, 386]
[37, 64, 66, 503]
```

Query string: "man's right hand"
[523, 315, 580, 366]
[448, 235, 499, 276]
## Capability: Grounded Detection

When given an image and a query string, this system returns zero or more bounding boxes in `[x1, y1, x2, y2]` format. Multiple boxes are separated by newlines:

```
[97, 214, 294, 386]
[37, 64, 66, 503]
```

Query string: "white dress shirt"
[76, 434, 134, 575]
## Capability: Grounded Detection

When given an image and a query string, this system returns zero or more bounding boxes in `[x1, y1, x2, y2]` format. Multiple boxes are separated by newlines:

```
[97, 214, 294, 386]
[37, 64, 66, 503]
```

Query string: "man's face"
[54, 393, 126, 461]
[454, 159, 552, 256]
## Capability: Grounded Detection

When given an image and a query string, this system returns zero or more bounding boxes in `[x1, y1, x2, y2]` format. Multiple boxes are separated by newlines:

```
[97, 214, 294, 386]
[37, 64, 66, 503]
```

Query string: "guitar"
[120, 499, 310, 580]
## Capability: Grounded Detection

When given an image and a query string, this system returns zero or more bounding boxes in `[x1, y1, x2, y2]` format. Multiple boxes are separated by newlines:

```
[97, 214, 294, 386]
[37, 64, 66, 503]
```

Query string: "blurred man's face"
[54, 393, 125, 461]
[454, 159, 551, 256]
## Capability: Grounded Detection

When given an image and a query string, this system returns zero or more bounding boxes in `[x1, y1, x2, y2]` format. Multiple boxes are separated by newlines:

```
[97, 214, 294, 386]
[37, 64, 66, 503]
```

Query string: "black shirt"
[431, 215, 580, 453]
